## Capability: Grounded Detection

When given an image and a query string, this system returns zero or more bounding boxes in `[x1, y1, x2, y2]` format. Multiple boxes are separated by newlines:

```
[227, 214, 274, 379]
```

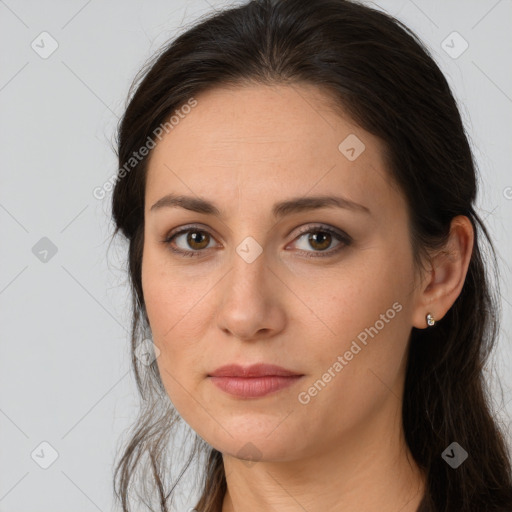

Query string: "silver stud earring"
[426, 313, 435, 327]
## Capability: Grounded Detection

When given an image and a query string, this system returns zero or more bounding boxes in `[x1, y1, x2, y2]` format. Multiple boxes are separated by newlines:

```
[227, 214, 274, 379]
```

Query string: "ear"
[412, 215, 474, 329]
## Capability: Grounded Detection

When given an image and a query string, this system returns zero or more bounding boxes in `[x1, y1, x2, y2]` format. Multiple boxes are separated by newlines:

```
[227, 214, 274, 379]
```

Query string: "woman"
[110, 0, 512, 510]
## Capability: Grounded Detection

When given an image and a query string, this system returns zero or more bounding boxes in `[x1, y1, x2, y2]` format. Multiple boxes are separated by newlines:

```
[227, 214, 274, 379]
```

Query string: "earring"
[426, 313, 435, 327]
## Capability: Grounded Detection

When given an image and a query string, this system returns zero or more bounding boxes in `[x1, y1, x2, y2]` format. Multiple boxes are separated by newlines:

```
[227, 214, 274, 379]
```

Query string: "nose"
[215, 248, 287, 341]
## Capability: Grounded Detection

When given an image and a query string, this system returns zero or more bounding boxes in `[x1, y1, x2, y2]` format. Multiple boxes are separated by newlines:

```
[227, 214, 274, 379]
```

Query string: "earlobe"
[412, 215, 474, 329]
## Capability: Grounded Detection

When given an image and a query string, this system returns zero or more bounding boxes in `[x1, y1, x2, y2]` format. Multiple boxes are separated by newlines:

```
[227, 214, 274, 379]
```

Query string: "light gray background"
[1, 0, 511, 511]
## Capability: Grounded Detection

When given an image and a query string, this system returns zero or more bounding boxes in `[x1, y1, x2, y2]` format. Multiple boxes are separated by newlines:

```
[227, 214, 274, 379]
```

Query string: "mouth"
[207, 363, 304, 398]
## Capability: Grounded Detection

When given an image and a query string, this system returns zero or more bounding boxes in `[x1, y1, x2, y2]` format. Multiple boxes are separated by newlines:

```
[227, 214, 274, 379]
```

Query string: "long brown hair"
[110, 1, 512, 510]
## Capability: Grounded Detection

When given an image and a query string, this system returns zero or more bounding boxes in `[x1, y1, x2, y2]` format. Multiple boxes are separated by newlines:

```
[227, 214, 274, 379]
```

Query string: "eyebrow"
[150, 193, 370, 218]
[150, 194, 371, 218]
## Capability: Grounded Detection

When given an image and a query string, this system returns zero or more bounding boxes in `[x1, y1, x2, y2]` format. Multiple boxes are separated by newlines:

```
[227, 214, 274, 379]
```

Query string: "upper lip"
[208, 363, 303, 378]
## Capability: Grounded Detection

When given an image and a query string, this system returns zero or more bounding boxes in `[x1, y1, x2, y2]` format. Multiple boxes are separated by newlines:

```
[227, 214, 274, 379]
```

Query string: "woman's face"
[141, 84, 424, 462]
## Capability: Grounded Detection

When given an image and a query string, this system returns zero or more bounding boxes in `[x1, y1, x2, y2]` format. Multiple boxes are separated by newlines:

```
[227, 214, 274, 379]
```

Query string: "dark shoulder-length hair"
[110, 0, 512, 510]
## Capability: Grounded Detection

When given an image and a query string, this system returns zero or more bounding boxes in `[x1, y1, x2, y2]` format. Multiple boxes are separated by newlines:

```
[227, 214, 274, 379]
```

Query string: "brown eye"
[185, 230, 211, 250]
[291, 225, 351, 258]
[306, 231, 332, 251]
[163, 226, 217, 257]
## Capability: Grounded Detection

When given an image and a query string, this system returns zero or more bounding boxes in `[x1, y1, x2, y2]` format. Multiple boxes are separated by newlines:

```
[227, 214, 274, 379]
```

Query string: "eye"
[163, 225, 217, 258]
[162, 224, 352, 258]
[289, 224, 352, 258]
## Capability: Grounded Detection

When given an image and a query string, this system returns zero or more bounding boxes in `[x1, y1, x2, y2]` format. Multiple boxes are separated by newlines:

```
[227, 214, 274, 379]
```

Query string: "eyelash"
[161, 224, 352, 259]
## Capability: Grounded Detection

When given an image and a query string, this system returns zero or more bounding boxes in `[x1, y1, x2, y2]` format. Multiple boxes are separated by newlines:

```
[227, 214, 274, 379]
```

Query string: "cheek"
[143, 279, 204, 371]
[295, 278, 412, 439]
[142, 270, 206, 417]
[307, 243, 415, 381]
[142, 245, 204, 341]
[310, 258, 409, 342]
[141, 248, 214, 399]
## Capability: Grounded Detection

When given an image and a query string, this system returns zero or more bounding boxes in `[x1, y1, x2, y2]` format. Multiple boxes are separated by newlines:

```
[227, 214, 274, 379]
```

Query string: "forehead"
[145, 84, 398, 218]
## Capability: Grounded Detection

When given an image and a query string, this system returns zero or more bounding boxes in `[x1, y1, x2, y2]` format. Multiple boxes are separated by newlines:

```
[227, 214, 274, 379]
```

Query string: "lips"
[208, 363, 302, 378]
[207, 363, 304, 398]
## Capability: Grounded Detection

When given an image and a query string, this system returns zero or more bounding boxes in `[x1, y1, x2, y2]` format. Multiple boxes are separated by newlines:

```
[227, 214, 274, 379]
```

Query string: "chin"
[202, 428, 306, 464]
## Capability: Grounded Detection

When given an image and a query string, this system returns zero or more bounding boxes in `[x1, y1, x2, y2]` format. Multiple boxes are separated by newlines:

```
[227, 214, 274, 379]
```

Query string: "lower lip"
[208, 375, 303, 398]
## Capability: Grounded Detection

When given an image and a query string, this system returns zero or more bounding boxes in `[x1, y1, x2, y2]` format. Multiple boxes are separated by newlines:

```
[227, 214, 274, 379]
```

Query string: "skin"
[141, 83, 474, 512]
